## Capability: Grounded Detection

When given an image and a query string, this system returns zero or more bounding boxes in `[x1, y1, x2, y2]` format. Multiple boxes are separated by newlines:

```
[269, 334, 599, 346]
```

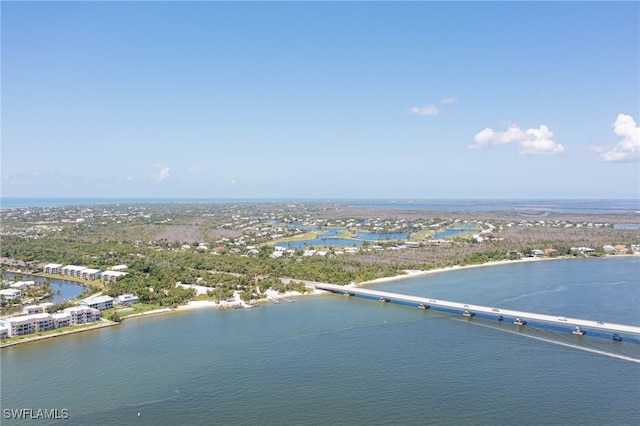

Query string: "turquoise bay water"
[1, 257, 639, 425]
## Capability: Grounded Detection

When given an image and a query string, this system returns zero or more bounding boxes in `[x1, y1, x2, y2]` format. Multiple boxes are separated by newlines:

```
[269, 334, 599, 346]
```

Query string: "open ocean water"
[1, 257, 639, 425]
[2, 198, 639, 214]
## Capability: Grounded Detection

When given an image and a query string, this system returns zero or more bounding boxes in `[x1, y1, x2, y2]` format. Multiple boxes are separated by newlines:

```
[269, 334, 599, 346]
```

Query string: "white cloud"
[493, 125, 527, 145]
[470, 128, 495, 150]
[409, 104, 439, 116]
[521, 125, 564, 154]
[600, 114, 640, 162]
[150, 165, 170, 182]
[157, 167, 170, 181]
[469, 123, 564, 155]
[441, 96, 458, 104]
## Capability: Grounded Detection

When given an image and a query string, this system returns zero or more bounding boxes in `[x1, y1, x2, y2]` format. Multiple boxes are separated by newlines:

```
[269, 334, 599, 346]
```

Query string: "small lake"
[3, 273, 87, 303]
[274, 226, 475, 248]
[274, 228, 412, 249]
[355, 232, 408, 240]
[275, 238, 362, 249]
[430, 226, 475, 239]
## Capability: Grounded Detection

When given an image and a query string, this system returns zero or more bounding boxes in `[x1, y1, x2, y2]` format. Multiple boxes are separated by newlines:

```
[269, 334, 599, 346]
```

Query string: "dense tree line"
[2, 203, 639, 309]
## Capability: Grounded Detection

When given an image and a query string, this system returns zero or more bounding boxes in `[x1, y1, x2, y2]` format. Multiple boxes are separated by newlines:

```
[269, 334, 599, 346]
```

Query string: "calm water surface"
[1, 257, 639, 425]
[3, 274, 86, 304]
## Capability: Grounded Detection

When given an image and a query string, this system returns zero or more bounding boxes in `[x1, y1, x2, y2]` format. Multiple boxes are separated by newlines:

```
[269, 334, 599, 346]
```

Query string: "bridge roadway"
[312, 283, 640, 337]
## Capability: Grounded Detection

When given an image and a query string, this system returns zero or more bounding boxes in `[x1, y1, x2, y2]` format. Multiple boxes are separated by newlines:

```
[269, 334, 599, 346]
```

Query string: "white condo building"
[79, 295, 114, 311]
[43, 263, 64, 274]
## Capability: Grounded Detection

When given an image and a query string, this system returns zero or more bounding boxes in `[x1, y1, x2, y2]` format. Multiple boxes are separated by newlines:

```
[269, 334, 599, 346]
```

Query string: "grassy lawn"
[332, 229, 357, 239]
[268, 230, 324, 245]
[449, 231, 478, 241]
[194, 293, 218, 301]
[17, 271, 105, 292]
[117, 303, 165, 317]
[408, 230, 434, 241]
[0, 320, 115, 347]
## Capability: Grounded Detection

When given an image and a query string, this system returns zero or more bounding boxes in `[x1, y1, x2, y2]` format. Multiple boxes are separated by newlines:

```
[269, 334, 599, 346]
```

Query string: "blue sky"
[2, 1, 639, 199]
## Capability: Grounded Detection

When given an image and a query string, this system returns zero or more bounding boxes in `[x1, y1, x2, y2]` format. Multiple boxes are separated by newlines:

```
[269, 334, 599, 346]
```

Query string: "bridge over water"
[312, 283, 640, 340]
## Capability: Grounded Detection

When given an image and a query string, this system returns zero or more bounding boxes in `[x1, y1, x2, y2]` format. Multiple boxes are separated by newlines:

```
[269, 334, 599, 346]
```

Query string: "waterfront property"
[52, 311, 72, 328]
[63, 306, 101, 325]
[0, 288, 21, 300]
[1, 313, 54, 337]
[45, 263, 127, 282]
[60, 265, 103, 280]
[9, 280, 37, 290]
[61, 265, 88, 278]
[80, 268, 102, 280]
[79, 295, 113, 311]
[43, 263, 63, 274]
[115, 293, 138, 306]
[0, 306, 101, 338]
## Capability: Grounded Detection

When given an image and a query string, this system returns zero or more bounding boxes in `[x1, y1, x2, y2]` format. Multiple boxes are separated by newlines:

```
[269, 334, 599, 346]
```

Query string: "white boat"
[514, 318, 527, 326]
[417, 303, 430, 309]
[572, 327, 585, 336]
[462, 310, 475, 317]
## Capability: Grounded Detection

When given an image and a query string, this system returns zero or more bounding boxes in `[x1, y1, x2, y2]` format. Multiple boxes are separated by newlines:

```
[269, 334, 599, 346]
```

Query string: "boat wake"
[461, 319, 640, 365]
[494, 285, 565, 306]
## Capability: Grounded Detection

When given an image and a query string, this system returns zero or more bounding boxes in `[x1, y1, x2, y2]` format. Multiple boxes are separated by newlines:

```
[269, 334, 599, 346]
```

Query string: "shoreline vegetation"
[2, 254, 637, 349]
[2, 200, 638, 348]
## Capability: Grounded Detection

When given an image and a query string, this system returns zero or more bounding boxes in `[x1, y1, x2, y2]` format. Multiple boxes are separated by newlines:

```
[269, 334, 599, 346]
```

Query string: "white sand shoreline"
[4, 254, 635, 348]
[357, 256, 559, 287]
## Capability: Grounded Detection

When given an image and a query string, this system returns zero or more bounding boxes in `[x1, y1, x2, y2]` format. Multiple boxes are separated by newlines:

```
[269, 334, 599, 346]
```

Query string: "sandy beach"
[4, 254, 635, 348]
[357, 256, 556, 287]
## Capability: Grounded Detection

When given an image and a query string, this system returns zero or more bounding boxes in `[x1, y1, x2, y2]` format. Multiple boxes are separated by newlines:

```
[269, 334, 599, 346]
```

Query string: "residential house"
[614, 245, 629, 254]
[10, 281, 37, 290]
[0, 288, 21, 300]
[115, 293, 139, 306]
[110, 265, 128, 271]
